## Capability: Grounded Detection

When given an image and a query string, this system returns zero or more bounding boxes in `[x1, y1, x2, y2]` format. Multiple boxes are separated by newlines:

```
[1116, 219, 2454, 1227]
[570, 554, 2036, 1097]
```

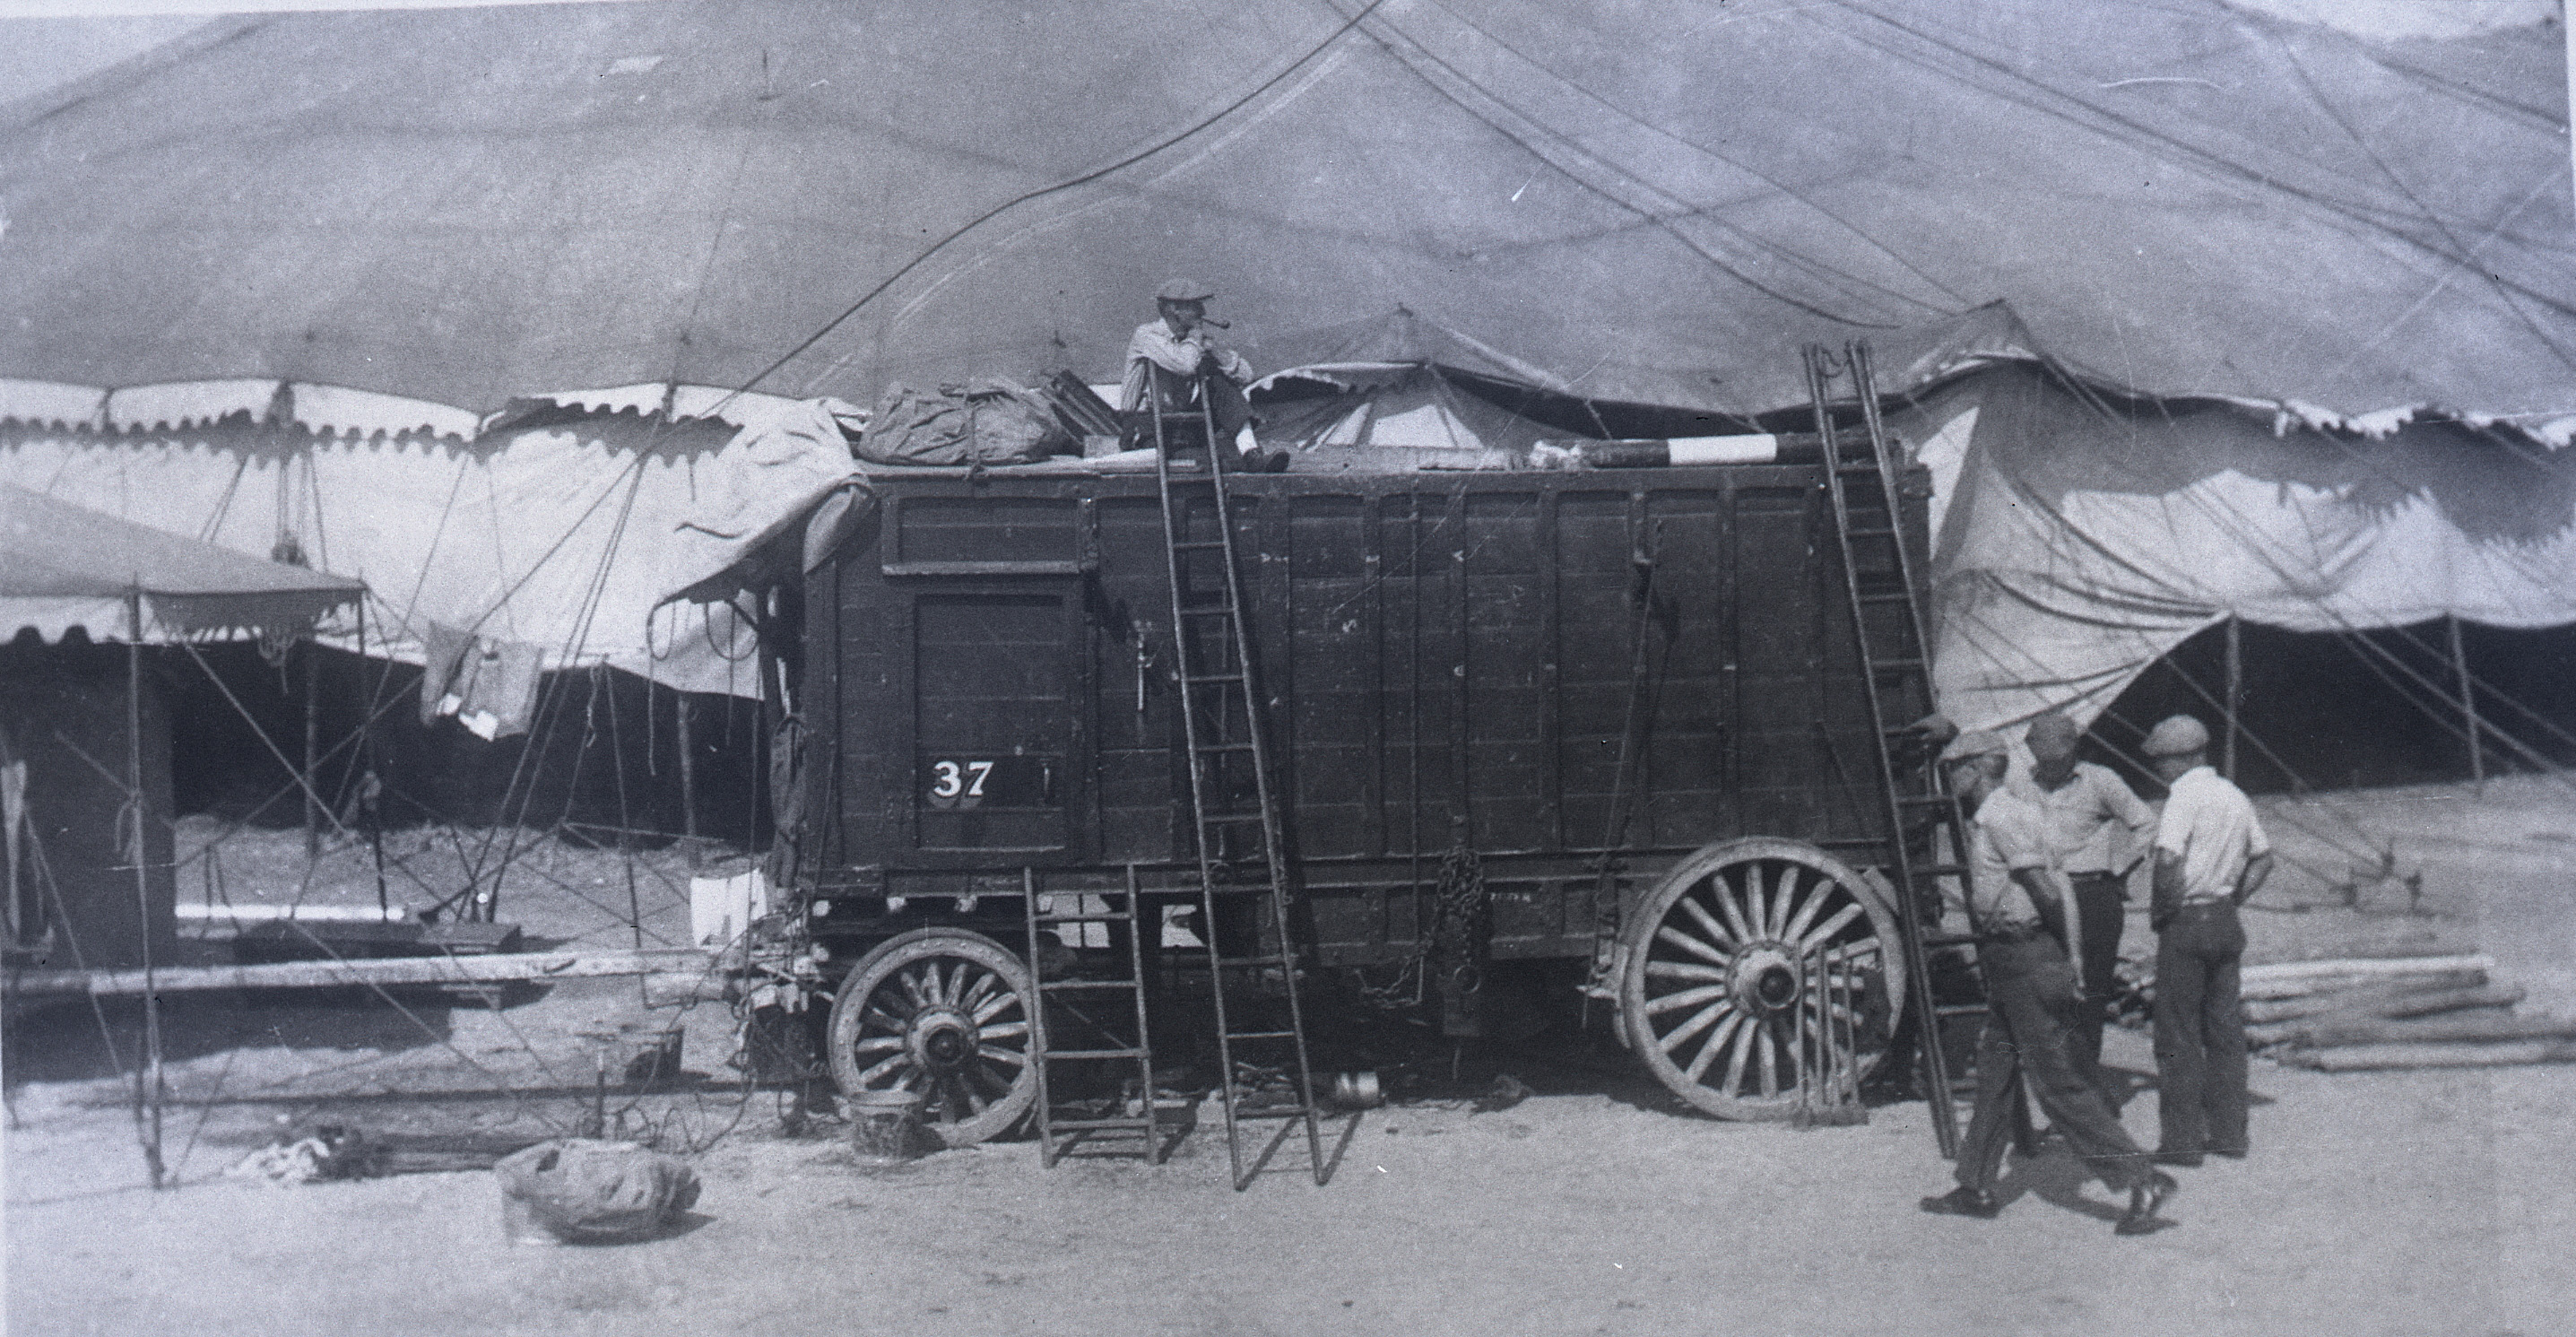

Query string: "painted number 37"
[930, 760, 994, 803]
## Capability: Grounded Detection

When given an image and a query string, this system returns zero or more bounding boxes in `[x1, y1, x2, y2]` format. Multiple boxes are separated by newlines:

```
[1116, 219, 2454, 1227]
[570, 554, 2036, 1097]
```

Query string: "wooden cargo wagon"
[743, 350, 1962, 1180]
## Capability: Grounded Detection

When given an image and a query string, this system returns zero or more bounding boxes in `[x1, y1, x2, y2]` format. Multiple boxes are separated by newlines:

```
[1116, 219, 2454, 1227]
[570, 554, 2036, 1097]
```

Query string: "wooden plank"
[7, 947, 715, 998]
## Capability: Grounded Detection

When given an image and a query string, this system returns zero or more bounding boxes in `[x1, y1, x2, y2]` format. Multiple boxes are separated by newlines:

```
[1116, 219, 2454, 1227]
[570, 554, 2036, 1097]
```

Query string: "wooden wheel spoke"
[1644, 959, 1728, 984]
[1781, 870, 1830, 942]
[897, 969, 934, 1013]
[1653, 923, 1730, 968]
[1720, 1010, 1757, 1096]
[1756, 1018, 1781, 1096]
[1684, 1011, 1748, 1081]
[1713, 873, 1758, 944]
[862, 1005, 911, 1032]
[858, 1052, 912, 1086]
[971, 991, 1020, 1025]
[1762, 864, 1793, 937]
[850, 1036, 905, 1056]
[1677, 895, 1736, 953]
[1657, 997, 1734, 1054]
[1644, 984, 1730, 1018]
[1800, 902, 1866, 951]
[976, 1044, 1028, 1068]
[959, 973, 998, 1013]
[977, 1019, 1030, 1042]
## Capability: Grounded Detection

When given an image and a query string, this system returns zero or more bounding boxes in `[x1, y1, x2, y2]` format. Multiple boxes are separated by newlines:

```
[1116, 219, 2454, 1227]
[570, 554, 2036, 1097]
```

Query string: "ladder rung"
[1046, 1116, 1160, 1131]
[1212, 954, 1288, 968]
[1041, 978, 1143, 992]
[1201, 810, 1266, 823]
[1843, 526, 1897, 539]
[1227, 1029, 1301, 1041]
[1860, 591, 1913, 603]
[1184, 672, 1248, 685]
[1048, 1047, 1149, 1060]
[1194, 742, 1257, 754]
[1934, 1003, 1990, 1017]
[1869, 656, 1926, 672]
[1171, 540, 1230, 551]
[1036, 912, 1138, 925]
[1175, 605, 1235, 618]
[1896, 794, 1956, 807]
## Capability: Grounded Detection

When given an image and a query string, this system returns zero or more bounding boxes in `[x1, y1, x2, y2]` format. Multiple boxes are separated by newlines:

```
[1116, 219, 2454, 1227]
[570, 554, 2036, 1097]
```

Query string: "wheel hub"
[1732, 943, 1802, 1018]
[908, 1007, 976, 1070]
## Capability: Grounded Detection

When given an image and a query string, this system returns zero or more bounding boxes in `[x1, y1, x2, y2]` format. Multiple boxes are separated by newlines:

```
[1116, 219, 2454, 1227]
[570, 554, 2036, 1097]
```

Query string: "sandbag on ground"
[496, 1139, 700, 1245]
[2281, 1039, 2576, 1072]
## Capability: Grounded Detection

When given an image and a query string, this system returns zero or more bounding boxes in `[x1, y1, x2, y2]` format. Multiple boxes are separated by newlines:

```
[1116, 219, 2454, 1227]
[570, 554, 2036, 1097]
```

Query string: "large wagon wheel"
[826, 929, 1037, 1148]
[1618, 838, 1904, 1121]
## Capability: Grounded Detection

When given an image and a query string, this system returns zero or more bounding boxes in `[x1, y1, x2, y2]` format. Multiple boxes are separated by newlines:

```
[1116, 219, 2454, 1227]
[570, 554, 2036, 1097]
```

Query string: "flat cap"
[1940, 729, 2011, 763]
[2025, 711, 2081, 760]
[1155, 278, 1216, 302]
[2140, 714, 2211, 757]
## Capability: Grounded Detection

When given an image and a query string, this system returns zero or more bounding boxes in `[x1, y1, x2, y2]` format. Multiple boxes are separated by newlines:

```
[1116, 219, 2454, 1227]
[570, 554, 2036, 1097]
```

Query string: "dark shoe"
[2114, 1171, 2177, 1237]
[1257, 449, 1292, 473]
[1919, 1186, 2002, 1220]
[2207, 1145, 2248, 1160]
[2149, 1150, 2204, 1168]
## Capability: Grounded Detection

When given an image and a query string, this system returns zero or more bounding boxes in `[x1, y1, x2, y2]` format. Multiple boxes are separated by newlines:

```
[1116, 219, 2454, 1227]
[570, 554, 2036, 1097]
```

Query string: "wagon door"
[885, 495, 1094, 865]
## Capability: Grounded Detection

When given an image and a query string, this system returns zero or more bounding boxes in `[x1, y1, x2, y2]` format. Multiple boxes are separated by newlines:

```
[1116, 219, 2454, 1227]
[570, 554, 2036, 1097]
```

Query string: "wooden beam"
[7, 947, 716, 999]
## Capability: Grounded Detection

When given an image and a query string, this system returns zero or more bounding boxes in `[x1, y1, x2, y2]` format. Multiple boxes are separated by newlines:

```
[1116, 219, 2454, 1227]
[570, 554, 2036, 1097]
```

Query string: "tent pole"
[125, 586, 167, 1190]
[303, 638, 322, 860]
[2450, 615, 2483, 794]
[2223, 615, 2242, 782]
[676, 686, 699, 867]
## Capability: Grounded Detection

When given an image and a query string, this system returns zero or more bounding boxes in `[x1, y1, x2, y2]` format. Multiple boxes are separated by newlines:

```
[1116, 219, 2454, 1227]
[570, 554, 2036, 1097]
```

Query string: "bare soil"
[8, 779, 2573, 1336]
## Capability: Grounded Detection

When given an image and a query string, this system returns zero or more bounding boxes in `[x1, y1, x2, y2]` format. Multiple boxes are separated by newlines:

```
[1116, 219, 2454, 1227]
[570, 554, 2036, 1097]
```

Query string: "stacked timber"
[2239, 952, 2576, 1071]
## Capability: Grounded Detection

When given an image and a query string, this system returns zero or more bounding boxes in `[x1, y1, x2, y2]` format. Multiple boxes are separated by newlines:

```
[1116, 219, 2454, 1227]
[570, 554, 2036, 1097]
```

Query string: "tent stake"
[2223, 615, 2242, 782]
[2449, 615, 2483, 794]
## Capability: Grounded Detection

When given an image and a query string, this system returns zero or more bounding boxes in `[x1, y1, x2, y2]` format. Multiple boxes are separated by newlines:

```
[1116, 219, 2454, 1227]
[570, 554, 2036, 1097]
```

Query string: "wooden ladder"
[1805, 341, 1973, 1159]
[1146, 369, 1327, 1189]
[1022, 866, 1164, 1166]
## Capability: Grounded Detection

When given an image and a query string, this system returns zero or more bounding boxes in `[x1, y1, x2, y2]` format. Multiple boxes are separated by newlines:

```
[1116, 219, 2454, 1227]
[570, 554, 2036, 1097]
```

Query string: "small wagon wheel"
[826, 929, 1037, 1148]
[1618, 838, 1904, 1121]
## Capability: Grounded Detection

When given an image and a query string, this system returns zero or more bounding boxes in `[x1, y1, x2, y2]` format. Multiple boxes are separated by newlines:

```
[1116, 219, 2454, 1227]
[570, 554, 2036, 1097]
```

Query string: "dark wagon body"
[770, 455, 1936, 1133]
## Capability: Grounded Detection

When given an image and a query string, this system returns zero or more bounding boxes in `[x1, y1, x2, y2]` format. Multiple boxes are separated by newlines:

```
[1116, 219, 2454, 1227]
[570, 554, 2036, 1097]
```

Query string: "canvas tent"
[0, 392, 852, 701]
[3, 484, 365, 969]
[2, 0, 2566, 431]
[1, 0, 2570, 745]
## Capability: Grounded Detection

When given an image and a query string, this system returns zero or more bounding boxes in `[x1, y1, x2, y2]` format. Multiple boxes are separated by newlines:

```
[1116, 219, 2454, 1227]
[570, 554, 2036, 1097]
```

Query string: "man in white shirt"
[2019, 711, 2155, 1099]
[2142, 714, 2274, 1166]
[1119, 279, 1285, 471]
[1919, 730, 2173, 1237]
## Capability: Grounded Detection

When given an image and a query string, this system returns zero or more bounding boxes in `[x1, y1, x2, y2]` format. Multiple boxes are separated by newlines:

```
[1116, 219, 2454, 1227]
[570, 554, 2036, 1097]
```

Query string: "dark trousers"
[2152, 900, 2249, 1154]
[2065, 872, 2127, 1098]
[1957, 937, 2153, 1194]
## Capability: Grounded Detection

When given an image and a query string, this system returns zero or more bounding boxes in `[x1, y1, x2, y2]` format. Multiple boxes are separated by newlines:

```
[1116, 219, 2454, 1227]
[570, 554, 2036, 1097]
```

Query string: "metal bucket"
[848, 1089, 927, 1167]
[1330, 1070, 1383, 1110]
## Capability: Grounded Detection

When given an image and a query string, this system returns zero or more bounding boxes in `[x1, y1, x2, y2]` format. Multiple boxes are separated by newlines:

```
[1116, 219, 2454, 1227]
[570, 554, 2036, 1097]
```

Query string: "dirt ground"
[7, 778, 2574, 1336]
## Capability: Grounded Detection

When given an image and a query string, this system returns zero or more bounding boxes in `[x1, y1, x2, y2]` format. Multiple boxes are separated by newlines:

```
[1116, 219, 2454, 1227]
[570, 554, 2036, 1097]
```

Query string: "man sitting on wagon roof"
[1120, 278, 1288, 472]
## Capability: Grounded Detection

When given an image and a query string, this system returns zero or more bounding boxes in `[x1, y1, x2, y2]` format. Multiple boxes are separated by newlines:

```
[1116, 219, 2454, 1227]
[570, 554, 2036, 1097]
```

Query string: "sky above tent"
[2, 0, 2570, 431]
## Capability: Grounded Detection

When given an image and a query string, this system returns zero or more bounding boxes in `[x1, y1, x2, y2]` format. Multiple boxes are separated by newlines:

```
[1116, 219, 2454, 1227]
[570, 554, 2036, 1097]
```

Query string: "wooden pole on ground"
[2223, 615, 2242, 782]
[2448, 615, 2483, 794]
[125, 586, 167, 1190]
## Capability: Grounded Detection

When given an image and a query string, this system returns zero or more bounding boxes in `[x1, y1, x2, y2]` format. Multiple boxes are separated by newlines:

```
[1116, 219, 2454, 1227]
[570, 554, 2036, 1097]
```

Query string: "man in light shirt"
[2142, 714, 2274, 1166]
[1119, 278, 1285, 471]
[1918, 730, 2173, 1237]
[2019, 711, 2155, 1100]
